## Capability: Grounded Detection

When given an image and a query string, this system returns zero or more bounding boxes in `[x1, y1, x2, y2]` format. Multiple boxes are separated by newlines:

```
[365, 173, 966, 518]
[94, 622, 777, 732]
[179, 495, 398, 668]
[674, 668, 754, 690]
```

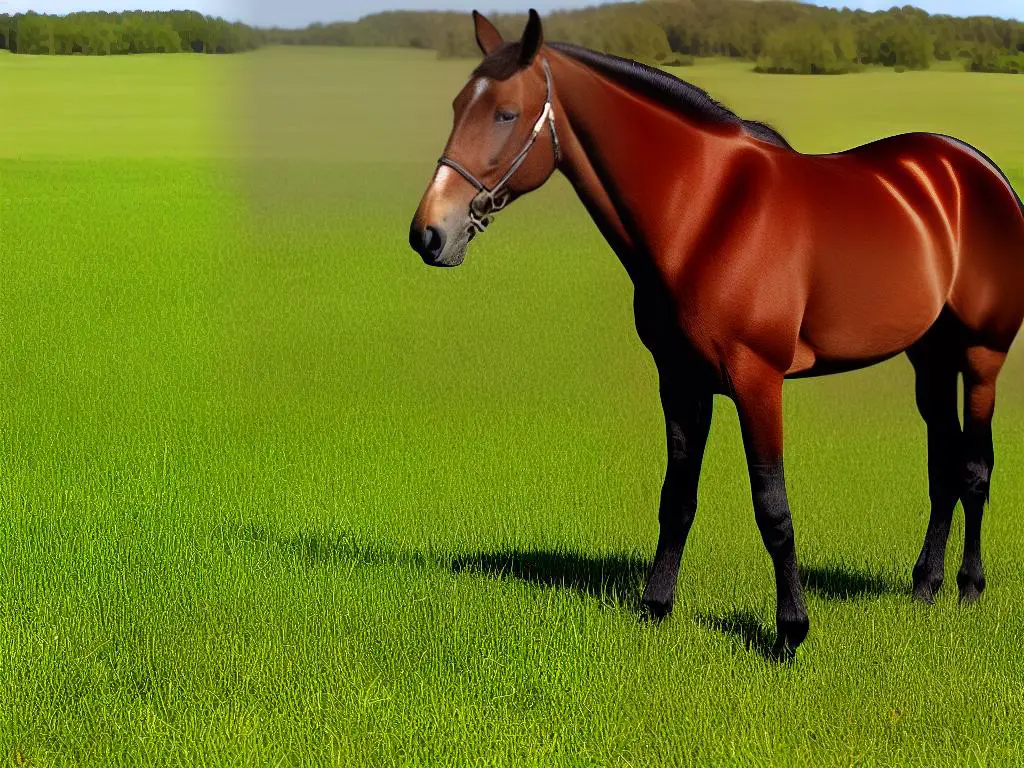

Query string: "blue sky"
[2, 0, 1019, 30]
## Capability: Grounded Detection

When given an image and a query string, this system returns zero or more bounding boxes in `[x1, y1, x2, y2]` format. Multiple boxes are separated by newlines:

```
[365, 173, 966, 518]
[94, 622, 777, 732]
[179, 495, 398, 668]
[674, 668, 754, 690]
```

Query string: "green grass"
[2, 46, 1024, 766]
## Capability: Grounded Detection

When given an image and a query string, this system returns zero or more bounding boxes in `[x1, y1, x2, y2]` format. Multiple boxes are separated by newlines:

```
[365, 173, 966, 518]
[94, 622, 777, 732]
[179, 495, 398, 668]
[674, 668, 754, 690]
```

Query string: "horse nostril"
[423, 225, 445, 258]
[410, 223, 447, 261]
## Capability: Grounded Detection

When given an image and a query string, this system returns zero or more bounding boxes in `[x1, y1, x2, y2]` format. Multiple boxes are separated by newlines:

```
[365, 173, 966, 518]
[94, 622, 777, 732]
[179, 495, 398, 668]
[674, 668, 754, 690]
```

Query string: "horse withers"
[409, 10, 1024, 656]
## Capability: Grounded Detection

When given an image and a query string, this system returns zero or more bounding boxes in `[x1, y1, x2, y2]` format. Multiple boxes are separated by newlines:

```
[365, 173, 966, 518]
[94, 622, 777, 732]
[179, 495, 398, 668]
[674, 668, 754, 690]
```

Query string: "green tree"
[756, 21, 858, 74]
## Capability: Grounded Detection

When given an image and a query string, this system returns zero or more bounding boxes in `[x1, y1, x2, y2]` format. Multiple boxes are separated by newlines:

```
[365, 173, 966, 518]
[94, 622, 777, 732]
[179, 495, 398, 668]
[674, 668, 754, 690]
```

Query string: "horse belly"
[797, 205, 954, 366]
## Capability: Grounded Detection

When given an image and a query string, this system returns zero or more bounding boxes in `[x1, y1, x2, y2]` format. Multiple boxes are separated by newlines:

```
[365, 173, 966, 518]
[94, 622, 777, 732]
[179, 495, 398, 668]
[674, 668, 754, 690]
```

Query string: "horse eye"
[495, 110, 518, 125]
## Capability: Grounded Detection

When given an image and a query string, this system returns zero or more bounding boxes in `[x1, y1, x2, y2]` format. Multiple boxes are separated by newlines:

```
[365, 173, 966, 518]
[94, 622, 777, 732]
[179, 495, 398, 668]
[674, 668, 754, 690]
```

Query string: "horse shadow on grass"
[232, 524, 649, 608]
[223, 523, 899, 661]
[451, 550, 900, 662]
[698, 562, 898, 661]
[450, 545, 789, 660]
[449, 548, 649, 609]
[453, 548, 781, 662]
[800, 562, 896, 601]
[695, 610, 779, 660]
[215, 521, 428, 569]
[449, 550, 895, 601]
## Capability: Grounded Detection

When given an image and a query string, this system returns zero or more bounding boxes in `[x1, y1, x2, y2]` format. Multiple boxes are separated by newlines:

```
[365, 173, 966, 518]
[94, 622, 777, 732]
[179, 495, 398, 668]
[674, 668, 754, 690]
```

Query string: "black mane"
[472, 40, 792, 150]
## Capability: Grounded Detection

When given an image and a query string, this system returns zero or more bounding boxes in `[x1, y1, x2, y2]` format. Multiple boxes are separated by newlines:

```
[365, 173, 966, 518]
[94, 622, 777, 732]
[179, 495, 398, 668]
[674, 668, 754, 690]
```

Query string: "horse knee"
[963, 457, 992, 505]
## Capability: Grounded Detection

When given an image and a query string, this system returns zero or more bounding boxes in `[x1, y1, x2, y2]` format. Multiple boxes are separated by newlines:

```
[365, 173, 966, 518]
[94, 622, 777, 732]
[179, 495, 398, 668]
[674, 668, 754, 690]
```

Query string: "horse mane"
[472, 40, 792, 150]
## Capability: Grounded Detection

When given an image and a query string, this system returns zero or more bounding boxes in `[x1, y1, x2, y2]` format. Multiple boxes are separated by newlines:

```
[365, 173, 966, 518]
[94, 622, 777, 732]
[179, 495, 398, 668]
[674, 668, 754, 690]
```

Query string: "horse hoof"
[912, 587, 936, 605]
[958, 586, 983, 605]
[912, 574, 943, 604]
[772, 615, 809, 659]
[957, 571, 985, 605]
[640, 598, 673, 622]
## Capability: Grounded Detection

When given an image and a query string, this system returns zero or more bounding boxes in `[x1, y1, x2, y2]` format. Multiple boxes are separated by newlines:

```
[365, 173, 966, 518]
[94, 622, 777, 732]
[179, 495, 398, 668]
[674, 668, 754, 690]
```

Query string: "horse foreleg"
[730, 349, 809, 657]
[640, 372, 713, 619]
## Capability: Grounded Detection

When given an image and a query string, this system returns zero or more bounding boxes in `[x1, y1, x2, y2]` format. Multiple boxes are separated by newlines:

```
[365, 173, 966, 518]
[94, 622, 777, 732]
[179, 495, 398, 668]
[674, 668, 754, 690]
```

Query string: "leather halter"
[437, 57, 562, 235]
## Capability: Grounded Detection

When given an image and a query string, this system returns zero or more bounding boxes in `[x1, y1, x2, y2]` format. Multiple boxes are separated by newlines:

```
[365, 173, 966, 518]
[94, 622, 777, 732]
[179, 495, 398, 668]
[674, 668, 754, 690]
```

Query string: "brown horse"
[409, 10, 1024, 655]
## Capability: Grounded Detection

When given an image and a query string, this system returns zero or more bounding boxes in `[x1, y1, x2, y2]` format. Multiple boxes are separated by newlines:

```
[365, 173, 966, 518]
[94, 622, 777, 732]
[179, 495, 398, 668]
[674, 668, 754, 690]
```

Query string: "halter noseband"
[437, 57, 562, 236]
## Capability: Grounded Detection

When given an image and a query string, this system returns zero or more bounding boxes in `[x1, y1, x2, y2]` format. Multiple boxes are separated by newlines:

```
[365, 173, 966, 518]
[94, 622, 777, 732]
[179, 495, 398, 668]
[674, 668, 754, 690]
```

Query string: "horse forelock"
[471, 42, 526, 82]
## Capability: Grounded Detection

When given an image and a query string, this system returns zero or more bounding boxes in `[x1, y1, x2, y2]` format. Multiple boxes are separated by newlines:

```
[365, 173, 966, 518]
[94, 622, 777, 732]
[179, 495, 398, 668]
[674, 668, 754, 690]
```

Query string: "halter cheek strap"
[437, 57, 561, 235]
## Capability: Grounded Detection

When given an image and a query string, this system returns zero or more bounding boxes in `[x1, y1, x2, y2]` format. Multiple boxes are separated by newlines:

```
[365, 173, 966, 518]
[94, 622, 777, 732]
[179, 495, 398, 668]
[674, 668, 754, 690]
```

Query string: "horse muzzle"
[409, 220, 467, 267]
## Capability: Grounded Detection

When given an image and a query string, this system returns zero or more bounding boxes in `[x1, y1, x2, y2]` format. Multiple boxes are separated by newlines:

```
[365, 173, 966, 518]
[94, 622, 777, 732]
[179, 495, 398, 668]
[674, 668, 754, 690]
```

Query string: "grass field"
[2, 46, 1024, 766]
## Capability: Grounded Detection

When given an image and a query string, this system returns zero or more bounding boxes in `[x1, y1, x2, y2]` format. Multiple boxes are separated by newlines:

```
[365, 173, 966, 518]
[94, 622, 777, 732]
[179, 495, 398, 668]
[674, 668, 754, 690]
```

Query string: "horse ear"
[518, 9, 544, 68]
[472, 10, 504, 56]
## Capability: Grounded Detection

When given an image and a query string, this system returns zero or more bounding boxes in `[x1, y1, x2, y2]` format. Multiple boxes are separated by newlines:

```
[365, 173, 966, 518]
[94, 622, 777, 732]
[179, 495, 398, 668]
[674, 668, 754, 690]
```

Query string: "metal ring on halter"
[437, 57, 561, 237]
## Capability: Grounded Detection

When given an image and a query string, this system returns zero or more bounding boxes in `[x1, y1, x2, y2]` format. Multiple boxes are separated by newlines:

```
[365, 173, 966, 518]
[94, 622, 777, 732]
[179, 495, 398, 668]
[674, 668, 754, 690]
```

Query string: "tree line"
[2, 1, 1022, 74]
[268, 1, 1024, 74]
[0, 11, 261, 54]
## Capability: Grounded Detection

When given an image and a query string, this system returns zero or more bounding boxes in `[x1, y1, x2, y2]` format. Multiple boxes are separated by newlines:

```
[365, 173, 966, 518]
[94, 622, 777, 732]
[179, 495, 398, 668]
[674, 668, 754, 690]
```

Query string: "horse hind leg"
[906, 328, 963, 603]
[957, 345, 1004, 604]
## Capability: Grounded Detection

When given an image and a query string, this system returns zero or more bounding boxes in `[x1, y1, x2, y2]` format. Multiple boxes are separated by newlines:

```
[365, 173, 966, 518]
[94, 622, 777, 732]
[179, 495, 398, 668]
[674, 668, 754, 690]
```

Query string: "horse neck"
[546, 50, 739, 281]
